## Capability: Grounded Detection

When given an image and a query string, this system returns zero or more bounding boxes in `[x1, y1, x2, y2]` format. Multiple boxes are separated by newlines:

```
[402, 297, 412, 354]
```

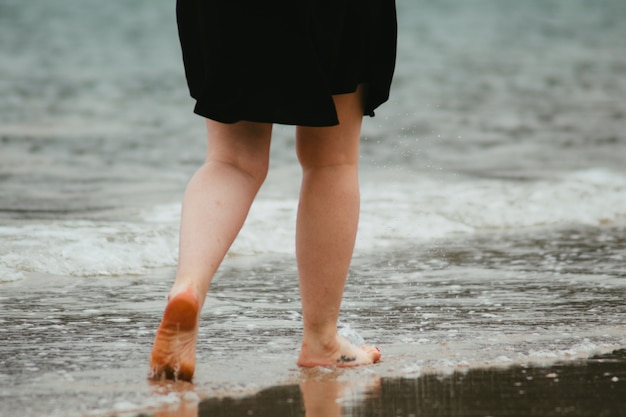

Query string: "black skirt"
[176, 0, 397, 127]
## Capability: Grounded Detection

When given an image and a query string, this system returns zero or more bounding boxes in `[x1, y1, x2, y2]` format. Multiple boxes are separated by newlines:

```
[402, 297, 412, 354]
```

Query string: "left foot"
[297, 333, 381, 368]
[149, 289, 199, 382]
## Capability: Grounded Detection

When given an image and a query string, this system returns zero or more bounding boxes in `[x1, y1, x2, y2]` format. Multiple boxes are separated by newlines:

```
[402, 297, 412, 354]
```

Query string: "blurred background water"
[1, 0, 625, 416]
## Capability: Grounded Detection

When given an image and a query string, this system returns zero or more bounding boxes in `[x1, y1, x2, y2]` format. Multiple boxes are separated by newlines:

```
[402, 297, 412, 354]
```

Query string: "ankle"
[168, 282, 203, 304]
[302, 327, 340, 351]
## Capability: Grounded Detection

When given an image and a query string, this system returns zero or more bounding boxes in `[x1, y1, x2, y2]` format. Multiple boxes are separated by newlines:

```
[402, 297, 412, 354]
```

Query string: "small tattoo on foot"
[337, 355, 357, 363]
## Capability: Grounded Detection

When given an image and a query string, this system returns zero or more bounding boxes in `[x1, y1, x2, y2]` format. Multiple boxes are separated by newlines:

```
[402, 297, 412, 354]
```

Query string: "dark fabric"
[176, 0, 397, 127]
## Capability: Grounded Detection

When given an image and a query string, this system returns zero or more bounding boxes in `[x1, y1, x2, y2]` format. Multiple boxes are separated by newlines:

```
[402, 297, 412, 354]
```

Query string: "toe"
[361, 345, 382, 363]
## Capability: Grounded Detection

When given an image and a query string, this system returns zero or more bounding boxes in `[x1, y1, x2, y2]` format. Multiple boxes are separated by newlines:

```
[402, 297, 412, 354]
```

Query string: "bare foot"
[149, 289, 199, 382]
[297, 333, 381, 368]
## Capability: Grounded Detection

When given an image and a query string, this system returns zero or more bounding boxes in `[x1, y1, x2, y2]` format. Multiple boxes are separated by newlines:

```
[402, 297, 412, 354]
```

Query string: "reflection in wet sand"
[151, 370, 382, 417]
[300, 371, 381, 417]
[149, 350, 626, 417]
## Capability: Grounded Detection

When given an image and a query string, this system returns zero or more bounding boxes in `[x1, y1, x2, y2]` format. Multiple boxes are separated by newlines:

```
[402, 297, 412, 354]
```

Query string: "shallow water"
[2, 226, 625, 416]
[1, 0, 626, 416]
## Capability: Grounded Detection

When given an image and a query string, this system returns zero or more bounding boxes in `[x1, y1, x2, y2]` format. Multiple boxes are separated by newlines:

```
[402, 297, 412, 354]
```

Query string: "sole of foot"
[149, 290, 199, 382]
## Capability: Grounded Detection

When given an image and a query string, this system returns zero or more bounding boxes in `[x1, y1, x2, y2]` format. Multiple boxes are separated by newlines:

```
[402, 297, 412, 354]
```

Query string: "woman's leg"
[295, 86, 381, 367]
[149, 120, 272, 381]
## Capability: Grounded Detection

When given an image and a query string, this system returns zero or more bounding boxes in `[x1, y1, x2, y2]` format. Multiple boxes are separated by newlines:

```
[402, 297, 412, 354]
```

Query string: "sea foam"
[1, 168, 624, 280]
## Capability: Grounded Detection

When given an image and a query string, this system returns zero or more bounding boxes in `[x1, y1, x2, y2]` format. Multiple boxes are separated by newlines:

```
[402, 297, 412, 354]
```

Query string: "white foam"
[359, 168, 626, 239]
[338, 322, 367, 346]
[0, 264, 25, 283]
[1, 168, 624, 279]
[0, 220, 178, 278]
[393, 330, 625, 377]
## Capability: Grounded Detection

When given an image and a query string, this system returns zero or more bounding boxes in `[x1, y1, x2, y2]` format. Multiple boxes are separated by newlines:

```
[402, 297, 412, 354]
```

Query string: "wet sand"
[136, 350, 626, 417]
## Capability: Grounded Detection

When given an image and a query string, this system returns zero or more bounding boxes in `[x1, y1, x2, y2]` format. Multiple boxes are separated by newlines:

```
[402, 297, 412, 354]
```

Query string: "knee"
[240, 156, 270, 188]
[205, 120, 272, 188]
[220, 154, 269, 190]
[296, 130, 360, 171]
[298, 151, 359, 175]
[299, 157, 357, 174]
[205, 144, 269, 189]
[297, 137, 359, 171]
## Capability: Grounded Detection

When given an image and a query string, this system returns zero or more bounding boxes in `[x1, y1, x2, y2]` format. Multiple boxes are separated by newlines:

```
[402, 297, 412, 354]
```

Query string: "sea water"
[1, 0, 625, 416]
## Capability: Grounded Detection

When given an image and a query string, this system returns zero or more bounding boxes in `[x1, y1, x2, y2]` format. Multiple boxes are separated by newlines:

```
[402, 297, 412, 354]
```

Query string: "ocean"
[1, 0, 625, 416]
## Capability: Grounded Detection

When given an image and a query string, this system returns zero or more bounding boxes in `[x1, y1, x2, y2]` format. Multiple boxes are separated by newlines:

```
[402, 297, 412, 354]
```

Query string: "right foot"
[149, 289, 199, 382]
[297, 333, 381, 368]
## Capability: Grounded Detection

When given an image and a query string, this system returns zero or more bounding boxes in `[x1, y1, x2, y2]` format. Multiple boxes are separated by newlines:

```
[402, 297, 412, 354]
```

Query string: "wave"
[1, 168, 624, 280]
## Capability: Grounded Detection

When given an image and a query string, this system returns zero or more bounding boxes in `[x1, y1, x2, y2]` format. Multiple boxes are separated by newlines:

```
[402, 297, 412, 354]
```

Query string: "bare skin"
[149, 290, 199, 381]
[150, 121, 271, 381]
[295, 87, 381, 367]
[149, 86, 380, 381]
